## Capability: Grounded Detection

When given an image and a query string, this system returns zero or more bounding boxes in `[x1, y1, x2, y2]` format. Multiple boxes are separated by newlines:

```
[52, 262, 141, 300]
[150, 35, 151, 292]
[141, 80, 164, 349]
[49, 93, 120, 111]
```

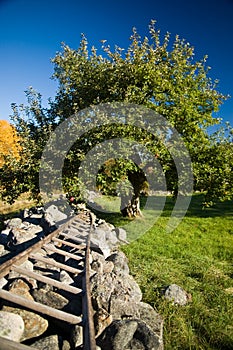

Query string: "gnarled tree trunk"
[120, 194, 142, 218]
[120, 169, 148, 218]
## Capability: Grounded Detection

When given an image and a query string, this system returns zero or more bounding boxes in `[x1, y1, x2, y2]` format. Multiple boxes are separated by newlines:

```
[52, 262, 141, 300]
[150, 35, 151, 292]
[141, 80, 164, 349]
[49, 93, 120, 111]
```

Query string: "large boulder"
[0, 311, 24, 342]
[97, 319, 162, 350]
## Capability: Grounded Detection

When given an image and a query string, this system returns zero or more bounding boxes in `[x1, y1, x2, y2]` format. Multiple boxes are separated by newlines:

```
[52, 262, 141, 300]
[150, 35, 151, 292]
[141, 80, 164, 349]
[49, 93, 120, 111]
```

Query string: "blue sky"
[0, 0, 233, 127]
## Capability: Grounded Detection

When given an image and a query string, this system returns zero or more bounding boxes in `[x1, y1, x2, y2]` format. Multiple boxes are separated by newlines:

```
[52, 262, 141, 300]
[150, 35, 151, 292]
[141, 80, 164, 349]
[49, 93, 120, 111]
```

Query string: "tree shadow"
[159, 194, 233, 218]
[89, 194, 233, 227]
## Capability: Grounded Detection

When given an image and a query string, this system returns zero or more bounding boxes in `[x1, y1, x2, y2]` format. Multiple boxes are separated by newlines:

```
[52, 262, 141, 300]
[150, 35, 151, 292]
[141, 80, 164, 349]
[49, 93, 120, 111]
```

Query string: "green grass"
[93, 194, 233, 349]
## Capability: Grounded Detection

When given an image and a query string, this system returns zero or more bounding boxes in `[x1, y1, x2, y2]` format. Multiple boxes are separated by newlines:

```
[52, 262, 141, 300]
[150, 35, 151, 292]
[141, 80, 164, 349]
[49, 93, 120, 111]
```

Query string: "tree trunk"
[120, 194, 142, 218]
[120, 168, 148, 218]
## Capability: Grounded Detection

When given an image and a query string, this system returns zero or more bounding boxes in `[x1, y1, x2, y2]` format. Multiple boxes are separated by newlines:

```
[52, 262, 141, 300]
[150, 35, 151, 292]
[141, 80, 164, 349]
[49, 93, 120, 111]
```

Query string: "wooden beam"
[52, 237, 86, 250]
[12, 265, 82, 294]
[0, 337, 37, 350]
[0, 289, 82, 324]
[44, 244, 84, 261]
[29, 254, 82, 275]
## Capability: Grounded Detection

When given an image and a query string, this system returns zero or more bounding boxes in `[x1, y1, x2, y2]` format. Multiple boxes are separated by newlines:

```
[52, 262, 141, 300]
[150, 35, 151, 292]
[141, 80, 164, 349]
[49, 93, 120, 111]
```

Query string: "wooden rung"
[12, 265, 82, 294]
[29, 254, 83, 275]
[0, 289, 82, 324]
[44, 244, 84, 261]
[60, 233, 87, 244]
[53, 237, 86, 250]
[0, 336, 37, 350]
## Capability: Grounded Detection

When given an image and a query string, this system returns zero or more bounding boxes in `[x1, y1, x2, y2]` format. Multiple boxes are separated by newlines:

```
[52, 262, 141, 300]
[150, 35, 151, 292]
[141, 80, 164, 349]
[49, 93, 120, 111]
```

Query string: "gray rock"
[44, 204, 68, 227]
[97, 319, 161, 350]
[92, 228, 107, 245]
[6, 223, 42, 247]
[31, 334, 60, 350]
[5, 217, 22, 229]
[105, 230, 119, 247]
[91, 271, 142, 311]
[96, 220, 115, 231]
[107, 251, 130, 275]
[8, 260, 35, 287]
[7, 278, 34, 301]
[99, 319, 138, 349]
[0, 311, 24, 342]
[110, 274, 142, 303]
[91, 257, 104, 275]
[60, 270, 74, 285]
[91, 251, 114, 274]
[32, 289, 69, 309]
[70, 325, 83, 348]
[162, 284, 191, 306]
[109, 301, 163, 343]
[90, 233, 111, 259]
[91, 272, 116, 310]
[91, 251, 106, 269]
[102, 261, 114, 274]
[114, 227, 128, 242]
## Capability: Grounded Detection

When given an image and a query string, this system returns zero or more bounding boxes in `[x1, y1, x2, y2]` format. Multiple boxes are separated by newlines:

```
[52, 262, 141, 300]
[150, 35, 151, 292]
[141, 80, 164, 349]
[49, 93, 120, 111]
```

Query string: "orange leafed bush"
[0, 120, 20, 166]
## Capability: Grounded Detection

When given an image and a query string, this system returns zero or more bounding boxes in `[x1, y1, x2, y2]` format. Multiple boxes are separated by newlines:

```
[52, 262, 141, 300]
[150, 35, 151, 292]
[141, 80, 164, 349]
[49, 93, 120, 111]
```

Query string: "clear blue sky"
[1, 0, 233, 127]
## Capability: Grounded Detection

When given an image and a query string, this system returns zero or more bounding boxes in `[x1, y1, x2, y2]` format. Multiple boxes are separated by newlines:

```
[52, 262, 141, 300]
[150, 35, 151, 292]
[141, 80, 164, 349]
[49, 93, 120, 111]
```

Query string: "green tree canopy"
[1, 21, 232, 214]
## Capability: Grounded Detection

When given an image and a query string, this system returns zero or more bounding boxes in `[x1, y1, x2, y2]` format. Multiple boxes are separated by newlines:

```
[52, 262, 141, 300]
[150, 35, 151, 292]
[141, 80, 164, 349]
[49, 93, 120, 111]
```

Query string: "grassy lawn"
[94, 194, 233, 350]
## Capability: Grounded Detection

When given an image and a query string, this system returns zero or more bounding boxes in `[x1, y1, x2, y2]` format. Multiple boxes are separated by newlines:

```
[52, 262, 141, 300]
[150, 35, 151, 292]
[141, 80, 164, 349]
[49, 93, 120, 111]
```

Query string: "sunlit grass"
[93, 193, 233, 349]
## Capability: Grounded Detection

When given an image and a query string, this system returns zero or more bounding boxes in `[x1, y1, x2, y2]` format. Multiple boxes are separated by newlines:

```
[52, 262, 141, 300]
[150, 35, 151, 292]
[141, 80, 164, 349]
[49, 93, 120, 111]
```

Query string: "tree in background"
[0, 88, 57, 203]
[0, 21, 232, 214]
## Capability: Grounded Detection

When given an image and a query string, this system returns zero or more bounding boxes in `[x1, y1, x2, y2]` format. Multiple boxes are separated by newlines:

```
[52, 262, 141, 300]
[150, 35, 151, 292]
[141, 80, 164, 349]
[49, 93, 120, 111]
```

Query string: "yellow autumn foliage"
[0, 120, 20, 167]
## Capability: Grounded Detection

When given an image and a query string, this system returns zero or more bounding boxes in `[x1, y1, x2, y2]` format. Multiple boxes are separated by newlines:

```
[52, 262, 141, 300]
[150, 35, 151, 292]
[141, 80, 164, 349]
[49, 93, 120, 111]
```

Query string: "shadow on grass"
[160, 193, 233, 218]
[89, 193, 233, 228]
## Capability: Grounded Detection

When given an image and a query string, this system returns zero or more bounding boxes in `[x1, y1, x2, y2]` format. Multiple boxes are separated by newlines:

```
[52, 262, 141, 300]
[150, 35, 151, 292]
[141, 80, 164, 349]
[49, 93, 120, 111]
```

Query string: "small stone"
[31, 334, 60, 350]
[62, 339, 71, 350]
[8, 278, 34, 301]
[60, 270, 74, 285]
[114, 227, 128, 242]
[5, 218, 22, 229]
[8, 260, 35, 288]
[162, 284, 191, 306]
[70, 324, 83, 348]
